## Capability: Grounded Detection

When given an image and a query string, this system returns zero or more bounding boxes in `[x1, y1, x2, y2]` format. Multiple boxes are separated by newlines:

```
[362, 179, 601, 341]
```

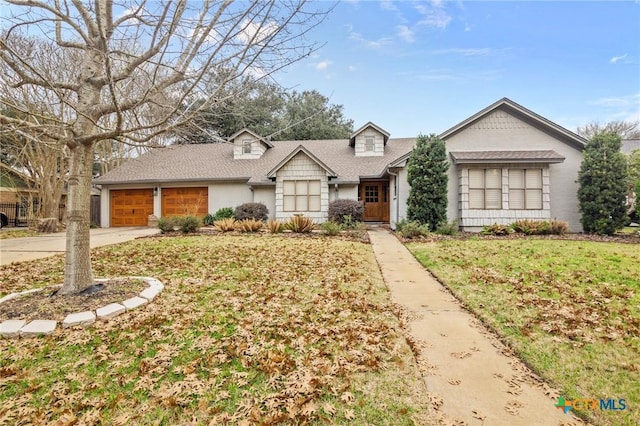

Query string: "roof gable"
[349, 122, 390, 147]
[228, 128, 274, 148]
[266, 145, 337, 179]
[439, 98, 587, 151]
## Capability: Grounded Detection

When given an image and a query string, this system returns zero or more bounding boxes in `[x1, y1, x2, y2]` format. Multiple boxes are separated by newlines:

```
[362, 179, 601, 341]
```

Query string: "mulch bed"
[0, 278, 147, 322]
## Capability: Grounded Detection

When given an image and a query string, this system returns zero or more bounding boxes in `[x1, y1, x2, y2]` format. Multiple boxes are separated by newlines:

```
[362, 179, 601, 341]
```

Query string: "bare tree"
[577, 120, 640, 140]
[0, 0, 329, 295]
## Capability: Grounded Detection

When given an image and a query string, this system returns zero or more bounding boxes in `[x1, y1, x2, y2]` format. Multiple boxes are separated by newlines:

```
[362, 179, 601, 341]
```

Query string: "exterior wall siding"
[209, 182, 253, 213]
[445, 110, 583, 232]
[274, 152, 329, 222]
[252, 186, 276, 219]
[354, 128, 384, 157]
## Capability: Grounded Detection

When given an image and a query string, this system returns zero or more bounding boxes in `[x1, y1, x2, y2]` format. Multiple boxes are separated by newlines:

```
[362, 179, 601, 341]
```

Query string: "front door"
[360, 181, 389, 222]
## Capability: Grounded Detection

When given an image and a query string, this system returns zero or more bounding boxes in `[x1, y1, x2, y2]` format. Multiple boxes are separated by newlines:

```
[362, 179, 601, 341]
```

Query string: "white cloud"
[348, 65, 357, 72]
[414, 2, 451, 29]
[589, 93, 640, 123]
[380, 1, 398, 11]
[315, 60, 332, 71]
[237, 19, 279, 46]
[348, 29, 392, 49]
[610, 53, 628, 64]
[397, 25, 415, 43]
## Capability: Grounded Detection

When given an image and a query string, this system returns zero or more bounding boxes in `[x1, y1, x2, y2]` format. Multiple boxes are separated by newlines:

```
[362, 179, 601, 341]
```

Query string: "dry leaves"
[0, 235, 430, 425]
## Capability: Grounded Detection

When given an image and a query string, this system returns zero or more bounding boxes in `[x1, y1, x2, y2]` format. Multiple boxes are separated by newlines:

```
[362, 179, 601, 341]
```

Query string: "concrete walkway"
[368, 228, 586, 426]
[0, 227, 159, 265]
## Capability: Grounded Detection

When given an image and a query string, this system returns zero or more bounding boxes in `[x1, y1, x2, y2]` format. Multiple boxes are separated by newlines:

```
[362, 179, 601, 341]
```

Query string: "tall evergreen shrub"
[577, 132, 628, 235]
[406, 134, 449, 231]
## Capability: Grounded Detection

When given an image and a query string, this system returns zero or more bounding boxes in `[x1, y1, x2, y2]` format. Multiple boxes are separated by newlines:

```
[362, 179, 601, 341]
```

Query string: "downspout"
[387, 168, 400, 229]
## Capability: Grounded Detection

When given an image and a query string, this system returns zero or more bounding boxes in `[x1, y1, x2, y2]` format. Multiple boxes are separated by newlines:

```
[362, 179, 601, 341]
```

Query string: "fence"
[0, 197, 100, 228]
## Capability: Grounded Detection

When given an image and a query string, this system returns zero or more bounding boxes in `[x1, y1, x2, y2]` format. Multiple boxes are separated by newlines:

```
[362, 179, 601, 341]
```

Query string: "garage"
[110, 189, 154, 227]
[161, 187, 208, 217]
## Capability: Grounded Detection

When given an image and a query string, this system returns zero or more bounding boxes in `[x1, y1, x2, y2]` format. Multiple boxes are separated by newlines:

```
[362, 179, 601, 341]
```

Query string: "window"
[509, 169, 542, 209]
[242, 139, 252, 154]
[469, 168, 502, 209]
[283, 180, 321, 211]
[364, 137, 375, 152]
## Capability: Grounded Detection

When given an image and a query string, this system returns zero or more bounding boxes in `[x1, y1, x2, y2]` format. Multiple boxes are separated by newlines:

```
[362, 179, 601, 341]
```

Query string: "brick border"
[0, 277, 164, 338]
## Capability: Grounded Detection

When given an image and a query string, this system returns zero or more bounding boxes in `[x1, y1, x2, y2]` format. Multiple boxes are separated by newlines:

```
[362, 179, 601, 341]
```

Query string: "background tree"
[577, 132, 629, 235]
[276, 90, 353, 140]
[181, 84, 353, 142]
[1, 0, 329, 295]
[577, 120, 640, 139]
[406, 134, 449, 230]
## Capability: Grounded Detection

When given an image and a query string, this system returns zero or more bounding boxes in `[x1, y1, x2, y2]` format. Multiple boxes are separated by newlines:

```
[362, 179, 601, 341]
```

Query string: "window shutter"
[526, 189, 542, 209]
[469, 169, 484, 188]
[526, 169, 542, 188]
[485, 169, 501, 188]
[469, 189, 484, 209]
[295, 181, 308, 195]
[309, 196, 321, 211]
[283, 196, 295, 211]
[509, 169, 524, 188]
[509, 189, 524, 209]
[485, 189, 502, 209]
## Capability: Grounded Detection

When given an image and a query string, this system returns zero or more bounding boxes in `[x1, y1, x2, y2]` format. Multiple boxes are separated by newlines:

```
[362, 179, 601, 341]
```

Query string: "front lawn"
[0, 235, 433, 425]
[0, 228, 39, 239]
[407, 238, 639, 426]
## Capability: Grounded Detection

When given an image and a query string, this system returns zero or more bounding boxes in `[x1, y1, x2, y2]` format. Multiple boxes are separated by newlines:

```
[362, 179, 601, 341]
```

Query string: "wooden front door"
[360, 181, 389, 222]
[111, 189, 154, 227]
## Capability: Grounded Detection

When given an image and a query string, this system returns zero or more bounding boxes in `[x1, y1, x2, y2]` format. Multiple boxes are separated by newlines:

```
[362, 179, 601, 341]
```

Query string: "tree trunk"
[59, 143, 95, 295]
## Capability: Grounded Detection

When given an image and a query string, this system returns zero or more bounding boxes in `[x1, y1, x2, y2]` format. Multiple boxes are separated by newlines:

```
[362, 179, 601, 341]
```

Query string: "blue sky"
[276, 1, 640, 138]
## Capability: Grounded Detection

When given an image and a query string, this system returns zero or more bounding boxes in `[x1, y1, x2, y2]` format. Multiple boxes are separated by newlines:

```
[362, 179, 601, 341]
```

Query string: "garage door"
[161, 187, 208, 217]
[111, 189, 154, 227]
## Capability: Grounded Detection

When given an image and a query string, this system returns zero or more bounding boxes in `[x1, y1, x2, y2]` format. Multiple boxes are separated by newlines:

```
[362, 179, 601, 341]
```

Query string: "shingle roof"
[449, 150, 565, 164]
[94, 138, 416, 185]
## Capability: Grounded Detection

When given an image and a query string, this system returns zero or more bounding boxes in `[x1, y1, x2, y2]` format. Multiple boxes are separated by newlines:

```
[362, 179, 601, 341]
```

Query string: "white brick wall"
[274, 152, 329, 222]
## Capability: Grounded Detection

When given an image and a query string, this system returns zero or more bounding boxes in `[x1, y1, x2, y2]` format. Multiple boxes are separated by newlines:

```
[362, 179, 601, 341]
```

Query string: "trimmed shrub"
[267, 219, 285, 234]
[511, 219, 549, 235]
[435, 220, 458, 236]
[320, 221, 343, 236]
[234, 202, 268, 221]
[328, 199, 364, 224]
[396, 219, 430, 238]
[214, 218, 237, 232]
[178, 215, 201, 233]
[158, 216, 176, 233]
[481, 223, 512, 236]
[214, 207, 234, 220]
[238, 218, 263, 232]
[285, 215, 315, 233]
[203, 213, 215, 226]
[550, 219, 569, 235]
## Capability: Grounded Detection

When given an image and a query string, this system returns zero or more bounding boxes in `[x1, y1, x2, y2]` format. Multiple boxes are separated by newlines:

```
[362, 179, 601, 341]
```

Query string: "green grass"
[407, 238, 640, 426]
[0, 235, 433, 425]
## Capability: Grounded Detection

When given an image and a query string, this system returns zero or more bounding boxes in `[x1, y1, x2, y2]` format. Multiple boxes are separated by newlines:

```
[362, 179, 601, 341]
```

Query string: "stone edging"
[0, 277, 164, 339]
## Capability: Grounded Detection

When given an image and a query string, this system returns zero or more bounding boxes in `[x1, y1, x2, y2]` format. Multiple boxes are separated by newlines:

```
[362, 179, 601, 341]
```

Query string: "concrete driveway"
[0, 227, 160, 265]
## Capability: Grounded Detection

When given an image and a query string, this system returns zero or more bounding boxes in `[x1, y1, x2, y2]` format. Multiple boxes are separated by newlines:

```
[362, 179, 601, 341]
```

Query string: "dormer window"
[365, 137, 374, 152]
[242, 139, 252, 154]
